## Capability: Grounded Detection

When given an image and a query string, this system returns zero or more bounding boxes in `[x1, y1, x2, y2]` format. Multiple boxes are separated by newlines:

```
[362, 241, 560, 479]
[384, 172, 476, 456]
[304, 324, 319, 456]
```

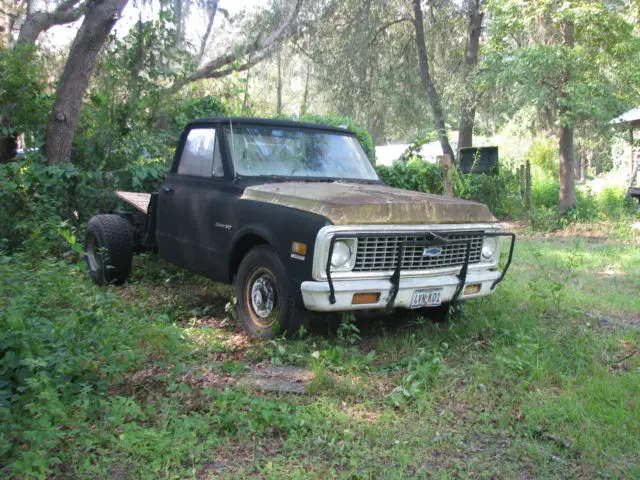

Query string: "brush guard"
[325, 231, 516, 308]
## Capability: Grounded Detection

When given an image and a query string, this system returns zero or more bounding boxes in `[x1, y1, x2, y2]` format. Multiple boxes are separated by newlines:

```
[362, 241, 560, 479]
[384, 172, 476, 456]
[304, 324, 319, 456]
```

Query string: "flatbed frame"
[115, 191, 152, 214]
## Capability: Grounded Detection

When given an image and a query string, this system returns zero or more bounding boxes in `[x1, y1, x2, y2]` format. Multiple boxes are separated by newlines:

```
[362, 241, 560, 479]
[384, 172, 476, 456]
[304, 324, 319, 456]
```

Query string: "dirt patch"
[238, 363, 315, 394]
[584, 311, 640, 330]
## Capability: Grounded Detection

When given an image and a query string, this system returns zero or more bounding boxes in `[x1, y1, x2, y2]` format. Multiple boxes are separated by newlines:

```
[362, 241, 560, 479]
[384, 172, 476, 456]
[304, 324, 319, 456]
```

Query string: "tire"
[235, 245, 301, 339]
[85, 214, 134, 285]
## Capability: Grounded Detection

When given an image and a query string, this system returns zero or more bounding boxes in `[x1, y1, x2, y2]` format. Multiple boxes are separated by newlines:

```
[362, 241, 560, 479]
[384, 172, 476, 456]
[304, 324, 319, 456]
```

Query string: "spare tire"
[85, 214, 133, 285]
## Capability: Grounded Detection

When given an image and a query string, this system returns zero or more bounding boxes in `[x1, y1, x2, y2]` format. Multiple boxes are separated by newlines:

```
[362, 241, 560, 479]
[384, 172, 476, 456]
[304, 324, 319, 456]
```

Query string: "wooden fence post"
[525, 160, 532, 211]
[438, 154, 454, 197]
[519, 164, 525, 200]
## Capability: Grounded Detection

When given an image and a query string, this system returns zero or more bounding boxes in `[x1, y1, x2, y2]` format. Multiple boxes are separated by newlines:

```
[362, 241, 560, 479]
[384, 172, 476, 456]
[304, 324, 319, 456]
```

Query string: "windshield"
[225, 126, 379, 181]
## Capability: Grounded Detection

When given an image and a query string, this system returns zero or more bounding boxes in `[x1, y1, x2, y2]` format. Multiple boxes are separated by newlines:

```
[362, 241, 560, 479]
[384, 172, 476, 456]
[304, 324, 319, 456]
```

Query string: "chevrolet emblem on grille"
[422, 247, 442, 257]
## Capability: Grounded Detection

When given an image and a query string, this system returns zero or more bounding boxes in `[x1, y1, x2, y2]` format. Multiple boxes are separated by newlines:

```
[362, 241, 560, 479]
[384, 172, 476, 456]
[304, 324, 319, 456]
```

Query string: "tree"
[457, 0, 484, 150]
[558, 19, 575, 212]
[483, 0, 640, 212]
[45, 0, 129, 165]
[411, 0, 454, 159]
[0, 0, 87, 162]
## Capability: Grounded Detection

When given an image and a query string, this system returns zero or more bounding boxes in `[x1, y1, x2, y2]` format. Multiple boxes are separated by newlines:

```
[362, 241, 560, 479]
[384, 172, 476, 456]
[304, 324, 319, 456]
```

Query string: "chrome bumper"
[301, 270, 501, 312]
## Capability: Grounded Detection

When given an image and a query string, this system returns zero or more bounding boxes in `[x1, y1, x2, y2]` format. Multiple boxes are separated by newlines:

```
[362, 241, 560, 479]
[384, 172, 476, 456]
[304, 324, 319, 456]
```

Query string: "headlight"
[482, 237, 497, 260]
[330, 239, 356, 270]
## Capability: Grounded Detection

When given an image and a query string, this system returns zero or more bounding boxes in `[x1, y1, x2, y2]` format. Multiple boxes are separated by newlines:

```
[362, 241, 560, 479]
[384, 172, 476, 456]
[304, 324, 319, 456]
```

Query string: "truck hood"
[241, 182, 497, 225]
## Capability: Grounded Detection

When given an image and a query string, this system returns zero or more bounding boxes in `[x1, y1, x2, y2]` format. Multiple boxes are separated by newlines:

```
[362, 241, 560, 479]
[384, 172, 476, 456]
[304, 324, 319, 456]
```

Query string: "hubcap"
[250, 274, 276, 318]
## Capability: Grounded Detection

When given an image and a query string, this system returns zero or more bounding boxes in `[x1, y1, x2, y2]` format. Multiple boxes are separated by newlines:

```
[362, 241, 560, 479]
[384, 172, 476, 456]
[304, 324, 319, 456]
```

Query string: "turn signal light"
[291, 241, 307, 256]
[352, 292, 380, 305]
[464, 283, 482, 295]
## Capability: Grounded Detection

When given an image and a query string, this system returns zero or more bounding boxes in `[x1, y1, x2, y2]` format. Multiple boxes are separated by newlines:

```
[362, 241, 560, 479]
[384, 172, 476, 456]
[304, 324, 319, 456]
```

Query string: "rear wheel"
[85, 214, 134, 285]
[235, 245, 301, 338]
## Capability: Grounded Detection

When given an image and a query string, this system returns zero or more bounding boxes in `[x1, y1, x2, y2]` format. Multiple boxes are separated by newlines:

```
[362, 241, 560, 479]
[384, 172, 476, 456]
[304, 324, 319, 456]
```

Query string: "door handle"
[162, 187, 174, 193]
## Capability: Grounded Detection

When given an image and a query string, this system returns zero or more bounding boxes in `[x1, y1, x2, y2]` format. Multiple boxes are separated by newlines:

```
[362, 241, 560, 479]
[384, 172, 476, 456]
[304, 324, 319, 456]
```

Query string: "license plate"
[410, 288, 443, 308]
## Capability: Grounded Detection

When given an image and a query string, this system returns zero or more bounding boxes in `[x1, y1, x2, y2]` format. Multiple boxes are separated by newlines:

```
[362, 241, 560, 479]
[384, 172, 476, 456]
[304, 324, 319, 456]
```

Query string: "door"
[156, 126, 231, 277]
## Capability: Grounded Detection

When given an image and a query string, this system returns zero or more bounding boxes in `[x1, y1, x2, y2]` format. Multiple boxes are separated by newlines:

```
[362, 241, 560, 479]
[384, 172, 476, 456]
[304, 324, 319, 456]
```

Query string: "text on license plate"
[410, 288, 443, 308]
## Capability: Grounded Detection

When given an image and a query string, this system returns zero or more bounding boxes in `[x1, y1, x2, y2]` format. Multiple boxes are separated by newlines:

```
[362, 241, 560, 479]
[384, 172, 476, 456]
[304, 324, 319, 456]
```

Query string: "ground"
[1, 227, 639, 479]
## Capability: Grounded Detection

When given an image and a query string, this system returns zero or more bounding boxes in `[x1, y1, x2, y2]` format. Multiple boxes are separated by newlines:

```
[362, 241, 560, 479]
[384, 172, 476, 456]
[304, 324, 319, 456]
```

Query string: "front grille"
[353, 232, 484, 272]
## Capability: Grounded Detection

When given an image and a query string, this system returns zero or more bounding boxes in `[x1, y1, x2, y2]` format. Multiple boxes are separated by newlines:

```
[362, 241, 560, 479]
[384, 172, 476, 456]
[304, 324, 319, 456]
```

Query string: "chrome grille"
[353, 232, 484, 272]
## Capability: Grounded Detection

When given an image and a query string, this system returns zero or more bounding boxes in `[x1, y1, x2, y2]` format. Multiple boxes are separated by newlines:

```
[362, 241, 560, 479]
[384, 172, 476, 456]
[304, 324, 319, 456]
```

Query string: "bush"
[0, 254, 186, 477]
[526, 137, 558, 177]
[376, 157, 443, 194]
[0, 45, 52, 151]
[453, 168, 524, 219]
[531, 178, 560, 209]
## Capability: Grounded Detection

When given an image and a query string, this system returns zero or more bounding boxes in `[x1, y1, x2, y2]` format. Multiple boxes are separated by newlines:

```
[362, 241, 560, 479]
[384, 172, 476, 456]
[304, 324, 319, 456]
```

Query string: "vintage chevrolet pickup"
[85, 117, 515, 338]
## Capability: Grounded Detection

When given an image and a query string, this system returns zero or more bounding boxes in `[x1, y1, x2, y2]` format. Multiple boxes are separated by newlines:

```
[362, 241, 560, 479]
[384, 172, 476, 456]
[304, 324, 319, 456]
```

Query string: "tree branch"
[369, 16, 413, 46]
[17, 0, 85, 45]
[174, 0, 303, 88]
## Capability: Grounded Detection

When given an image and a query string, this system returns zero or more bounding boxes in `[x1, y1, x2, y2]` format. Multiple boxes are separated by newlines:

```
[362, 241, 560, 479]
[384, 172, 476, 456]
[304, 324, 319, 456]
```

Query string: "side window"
[177, 128, 216, 177]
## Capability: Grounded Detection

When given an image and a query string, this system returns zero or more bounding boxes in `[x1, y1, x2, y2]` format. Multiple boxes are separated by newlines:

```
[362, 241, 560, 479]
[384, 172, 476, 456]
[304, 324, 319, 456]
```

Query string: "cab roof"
[187, 117, 355, 135]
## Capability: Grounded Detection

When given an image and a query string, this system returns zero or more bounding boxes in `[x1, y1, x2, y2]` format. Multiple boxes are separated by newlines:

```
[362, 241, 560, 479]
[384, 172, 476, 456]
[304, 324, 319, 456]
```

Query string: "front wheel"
[235, 245, 301, 338]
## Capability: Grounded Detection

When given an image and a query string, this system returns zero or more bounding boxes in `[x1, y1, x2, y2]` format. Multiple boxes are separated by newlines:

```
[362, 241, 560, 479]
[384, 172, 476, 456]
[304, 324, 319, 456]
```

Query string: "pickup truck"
[85, 117, 515, 338]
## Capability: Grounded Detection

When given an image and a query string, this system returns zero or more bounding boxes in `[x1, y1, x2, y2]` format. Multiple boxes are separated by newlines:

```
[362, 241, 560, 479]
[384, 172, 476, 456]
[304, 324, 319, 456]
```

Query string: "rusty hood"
[241, 182, 497, 225]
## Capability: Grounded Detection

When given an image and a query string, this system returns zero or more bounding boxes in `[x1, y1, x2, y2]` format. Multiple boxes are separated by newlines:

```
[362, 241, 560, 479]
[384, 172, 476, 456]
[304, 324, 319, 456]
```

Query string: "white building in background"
[375, 141, 458, 166]
[375, 135, 494, 166]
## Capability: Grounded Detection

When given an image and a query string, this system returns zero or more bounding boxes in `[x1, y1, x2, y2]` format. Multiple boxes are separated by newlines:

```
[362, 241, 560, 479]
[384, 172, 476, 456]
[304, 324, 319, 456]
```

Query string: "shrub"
[0, 254, 186, 477]
[376, 157, 443, 194]
[531, 178, 560, 209]
[526, 137, 558, 177]
[453, 168, 524, 219]
[0, 45, 52, 151]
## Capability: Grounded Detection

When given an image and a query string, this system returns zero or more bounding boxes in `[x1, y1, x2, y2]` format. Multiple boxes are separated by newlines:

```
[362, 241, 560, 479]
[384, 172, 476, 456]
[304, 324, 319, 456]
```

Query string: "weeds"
[1, 238, 639, 478]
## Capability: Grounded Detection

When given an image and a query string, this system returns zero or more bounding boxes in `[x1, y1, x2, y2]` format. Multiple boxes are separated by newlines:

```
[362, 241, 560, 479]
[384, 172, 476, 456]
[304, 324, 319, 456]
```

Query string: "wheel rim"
[85, 233, 103, 273]
[245, 267, 279, 329]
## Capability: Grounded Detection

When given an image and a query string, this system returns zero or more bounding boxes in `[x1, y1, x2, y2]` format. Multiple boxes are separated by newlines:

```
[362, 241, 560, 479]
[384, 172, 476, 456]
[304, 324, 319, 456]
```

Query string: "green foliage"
[0, 157, 118, 252]
[0, 45, 52, 148]
[483, 0, 640, 131]
[73, 18, 228, 175]
[528, 183, 639, 232]
[526, 138, 558, 177]
[453, 168, 524, 219]
[0, 254, 186, 477]
[376, 158, 443, 194]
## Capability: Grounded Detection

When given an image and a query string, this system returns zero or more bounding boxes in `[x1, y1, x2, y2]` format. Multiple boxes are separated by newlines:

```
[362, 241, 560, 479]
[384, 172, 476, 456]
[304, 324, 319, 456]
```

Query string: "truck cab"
[85, 117, 514, 338]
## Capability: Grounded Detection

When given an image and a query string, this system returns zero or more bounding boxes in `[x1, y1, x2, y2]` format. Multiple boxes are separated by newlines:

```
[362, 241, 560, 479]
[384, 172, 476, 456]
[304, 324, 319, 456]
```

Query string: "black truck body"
[85, 117, 514, 338]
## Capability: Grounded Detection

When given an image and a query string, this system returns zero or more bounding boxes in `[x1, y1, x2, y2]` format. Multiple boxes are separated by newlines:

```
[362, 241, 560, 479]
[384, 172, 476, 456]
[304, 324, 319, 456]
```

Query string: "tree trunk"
[241, 69, 251, 113]
[411, 0, 454, 160]
[0, 134, 17, 163]
[174, 0, 183, 48]
[276, 51, 282, 115]
[299, 62, 311, 116]
[196, 0, 219, 67]
[558, 20, 576, 213]
[45, 0, 129, 165]
[457, 0, 483, 150]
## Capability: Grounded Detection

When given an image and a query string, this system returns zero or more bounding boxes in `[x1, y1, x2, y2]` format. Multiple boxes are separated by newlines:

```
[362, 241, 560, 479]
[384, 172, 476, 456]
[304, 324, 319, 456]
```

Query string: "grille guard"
[325, 231, 516, 308]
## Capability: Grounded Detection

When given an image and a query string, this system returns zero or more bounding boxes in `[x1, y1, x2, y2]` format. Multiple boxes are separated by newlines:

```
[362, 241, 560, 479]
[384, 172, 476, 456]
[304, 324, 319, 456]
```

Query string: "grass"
[1, 233, 640, 479]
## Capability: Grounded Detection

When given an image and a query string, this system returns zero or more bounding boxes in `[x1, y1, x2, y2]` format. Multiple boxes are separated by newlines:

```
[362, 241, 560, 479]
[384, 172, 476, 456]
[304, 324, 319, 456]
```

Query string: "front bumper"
[301, 269, 500, 311]
[302, 230, 515, 312]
